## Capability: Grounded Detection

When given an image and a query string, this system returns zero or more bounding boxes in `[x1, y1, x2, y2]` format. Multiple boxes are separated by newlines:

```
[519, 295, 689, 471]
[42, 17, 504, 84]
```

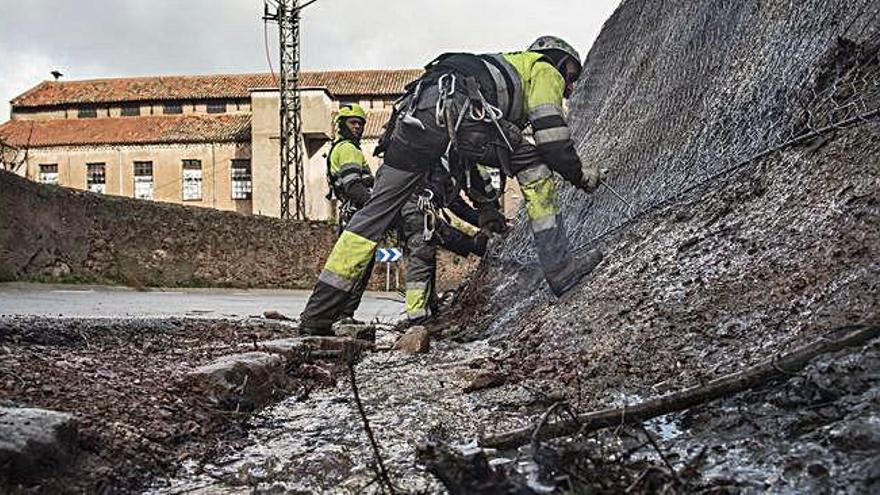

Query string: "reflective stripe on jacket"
[498, 51, 582, 184]
[327, 139, 373, 201]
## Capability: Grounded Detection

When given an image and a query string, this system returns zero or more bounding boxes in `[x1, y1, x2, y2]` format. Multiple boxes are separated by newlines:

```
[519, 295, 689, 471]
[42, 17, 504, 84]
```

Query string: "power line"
[264, 0, 322, 220]
[262, 2, 278, 87]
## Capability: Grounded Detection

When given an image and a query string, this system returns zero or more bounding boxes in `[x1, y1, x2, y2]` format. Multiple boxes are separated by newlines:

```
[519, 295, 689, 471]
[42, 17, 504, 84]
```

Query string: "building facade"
[0, 70, 419, 219]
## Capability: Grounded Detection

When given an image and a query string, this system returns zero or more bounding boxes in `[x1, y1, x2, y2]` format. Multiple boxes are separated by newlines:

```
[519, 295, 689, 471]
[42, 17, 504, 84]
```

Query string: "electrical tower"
[265, 0, 316, 220]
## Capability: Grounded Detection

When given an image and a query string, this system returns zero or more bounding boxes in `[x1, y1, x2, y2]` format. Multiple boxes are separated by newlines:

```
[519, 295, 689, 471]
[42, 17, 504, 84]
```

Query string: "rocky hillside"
[435, 0, 879, 490]
[454, 0, 879, 347]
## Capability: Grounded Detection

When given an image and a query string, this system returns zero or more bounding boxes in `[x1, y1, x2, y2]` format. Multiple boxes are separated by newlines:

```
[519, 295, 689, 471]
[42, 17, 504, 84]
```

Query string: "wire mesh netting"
[495, 0, 880, 263]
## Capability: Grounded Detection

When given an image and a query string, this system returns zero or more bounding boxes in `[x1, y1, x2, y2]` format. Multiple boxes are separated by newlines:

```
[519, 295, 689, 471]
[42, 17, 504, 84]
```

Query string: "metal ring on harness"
[417, 189, 434, 210]
[470, 104, 486, 121]
[423, 208, 437, 242]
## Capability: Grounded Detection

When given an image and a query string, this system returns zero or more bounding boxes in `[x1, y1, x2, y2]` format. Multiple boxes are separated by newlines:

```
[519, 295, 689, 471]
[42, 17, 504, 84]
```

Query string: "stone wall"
[0, 170, 334, 288]
[0, 170, 479, 291]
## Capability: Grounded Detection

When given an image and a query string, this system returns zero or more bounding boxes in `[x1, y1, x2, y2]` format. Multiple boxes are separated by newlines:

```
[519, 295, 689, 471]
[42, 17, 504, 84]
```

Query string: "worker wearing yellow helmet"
[323, 103, 374, 325]
[326, 103, 372, 212]
[303, 104, 491, 333]
[299, 36, 603, 335]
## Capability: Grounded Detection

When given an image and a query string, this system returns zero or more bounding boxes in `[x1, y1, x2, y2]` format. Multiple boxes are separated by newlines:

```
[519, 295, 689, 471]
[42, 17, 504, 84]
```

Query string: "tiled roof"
[0, 114, 251, 147]
[364, 109, 393, 139]
[11, 69, 423, 108]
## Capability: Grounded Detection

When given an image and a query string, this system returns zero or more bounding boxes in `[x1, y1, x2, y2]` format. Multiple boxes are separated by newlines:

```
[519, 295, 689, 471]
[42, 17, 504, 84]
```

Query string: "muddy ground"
[1, 127, 877, 495]
[0, 317, 341, 494]
[1, 123, 878, 494]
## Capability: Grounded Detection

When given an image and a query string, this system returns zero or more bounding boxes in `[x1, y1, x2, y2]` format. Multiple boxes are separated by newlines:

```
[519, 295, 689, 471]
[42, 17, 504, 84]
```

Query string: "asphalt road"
[0, 283, 404, 322]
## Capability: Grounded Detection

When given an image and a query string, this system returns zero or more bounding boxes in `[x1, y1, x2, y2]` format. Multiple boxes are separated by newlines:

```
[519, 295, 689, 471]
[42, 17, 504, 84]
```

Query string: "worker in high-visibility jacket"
[303, 106, 493, 333]
[321, 104, 375, 324]
[299, 36, 604, 335]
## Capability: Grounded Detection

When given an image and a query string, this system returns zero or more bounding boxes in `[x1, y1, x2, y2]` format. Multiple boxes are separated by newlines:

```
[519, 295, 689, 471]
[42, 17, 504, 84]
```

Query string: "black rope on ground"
[344, 343, 396, 494]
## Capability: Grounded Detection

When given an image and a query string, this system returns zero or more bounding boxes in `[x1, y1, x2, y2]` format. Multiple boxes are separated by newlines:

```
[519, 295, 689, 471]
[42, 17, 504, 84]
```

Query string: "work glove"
[348, 184, 372, 209]
[478, 202, 508, 235]
[472, 232, 489, 257]
[575, 163, 607, 193]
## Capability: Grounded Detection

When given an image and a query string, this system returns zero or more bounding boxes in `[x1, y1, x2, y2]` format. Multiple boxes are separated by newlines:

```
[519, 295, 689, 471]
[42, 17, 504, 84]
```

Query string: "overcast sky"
[0, 0, 621, 121]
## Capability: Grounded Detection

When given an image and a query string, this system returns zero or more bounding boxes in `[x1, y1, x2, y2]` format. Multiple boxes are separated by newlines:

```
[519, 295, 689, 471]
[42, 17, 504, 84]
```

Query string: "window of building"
[38, 164, 59, 184]
[133, 161, 154, 200]
[230, 159, 252, 200]
[78, 107, 97, 119]
[181, 160, 202, 201]
[86, 163, 106, 194]
[121, 105, 140, 117]
[164, 103, 183, 115]
[206, 101, 227, 114]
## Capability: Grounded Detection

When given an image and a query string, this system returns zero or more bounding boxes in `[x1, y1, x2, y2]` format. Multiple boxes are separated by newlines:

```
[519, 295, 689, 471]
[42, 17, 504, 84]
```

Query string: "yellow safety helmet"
[336, 103, 367, 125]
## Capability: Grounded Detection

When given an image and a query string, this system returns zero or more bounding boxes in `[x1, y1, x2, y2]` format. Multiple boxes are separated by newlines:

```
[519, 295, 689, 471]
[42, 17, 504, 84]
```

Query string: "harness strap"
[481, 54, 524, 124]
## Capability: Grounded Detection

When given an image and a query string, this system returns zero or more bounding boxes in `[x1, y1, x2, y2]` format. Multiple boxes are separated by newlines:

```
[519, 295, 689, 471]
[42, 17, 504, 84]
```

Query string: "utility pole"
[264, 0, 318, 220]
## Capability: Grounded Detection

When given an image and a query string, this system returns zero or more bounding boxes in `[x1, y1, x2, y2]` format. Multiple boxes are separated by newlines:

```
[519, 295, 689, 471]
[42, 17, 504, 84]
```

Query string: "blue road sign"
[376, 248, 403, 263]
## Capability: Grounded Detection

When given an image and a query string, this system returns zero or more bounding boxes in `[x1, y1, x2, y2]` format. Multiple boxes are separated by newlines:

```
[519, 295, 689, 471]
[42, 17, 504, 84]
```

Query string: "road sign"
[376, 248, 403, 263]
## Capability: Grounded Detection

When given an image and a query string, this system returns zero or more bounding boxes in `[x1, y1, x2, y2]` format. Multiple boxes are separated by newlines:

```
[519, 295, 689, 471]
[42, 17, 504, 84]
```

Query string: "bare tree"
[0, 122, 33, 174]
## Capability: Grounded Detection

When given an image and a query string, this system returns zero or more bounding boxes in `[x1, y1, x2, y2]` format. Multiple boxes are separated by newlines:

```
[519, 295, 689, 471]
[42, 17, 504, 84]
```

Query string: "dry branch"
[482, 324, 879, 450]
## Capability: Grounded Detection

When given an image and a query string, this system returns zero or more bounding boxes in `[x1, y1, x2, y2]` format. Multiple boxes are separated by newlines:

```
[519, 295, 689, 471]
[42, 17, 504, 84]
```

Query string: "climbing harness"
[434, 73, 515, 165]
[473, 87, 514, 153]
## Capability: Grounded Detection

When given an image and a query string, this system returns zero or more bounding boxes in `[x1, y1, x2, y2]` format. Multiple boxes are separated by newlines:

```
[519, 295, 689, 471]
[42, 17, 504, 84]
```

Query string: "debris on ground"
[0, 317, 363, 493]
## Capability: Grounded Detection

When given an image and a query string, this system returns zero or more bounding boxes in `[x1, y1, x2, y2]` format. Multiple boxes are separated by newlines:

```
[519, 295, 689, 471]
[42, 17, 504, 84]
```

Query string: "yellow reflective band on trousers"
[520, 176, 559, 224]
[405, 282, 429, 318]
[323, 230, 377, 285]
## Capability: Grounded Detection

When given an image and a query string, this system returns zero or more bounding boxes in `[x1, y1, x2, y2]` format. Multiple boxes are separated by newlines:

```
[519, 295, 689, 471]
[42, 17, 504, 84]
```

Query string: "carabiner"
[423, 209, 437, 242]
[417, 189, 434, 212]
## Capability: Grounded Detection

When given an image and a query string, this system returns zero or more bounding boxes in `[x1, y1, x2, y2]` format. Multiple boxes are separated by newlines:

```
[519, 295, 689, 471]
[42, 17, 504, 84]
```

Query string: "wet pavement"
[0, 283, 403, 322]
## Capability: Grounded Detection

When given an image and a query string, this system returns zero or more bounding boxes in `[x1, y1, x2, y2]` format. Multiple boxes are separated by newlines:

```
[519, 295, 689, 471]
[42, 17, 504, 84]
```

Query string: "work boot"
[298, 325, 334, 337]
[335, 316, 365, 326]
[547, 249, 603, 297]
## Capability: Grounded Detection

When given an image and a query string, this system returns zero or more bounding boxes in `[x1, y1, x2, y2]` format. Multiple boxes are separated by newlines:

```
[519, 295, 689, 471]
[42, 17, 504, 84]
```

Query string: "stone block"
[393, 326, 431, 354]
[0, 407, 78, 482]
[185, 352, 287, 411]
[334, 324, 377, 342]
